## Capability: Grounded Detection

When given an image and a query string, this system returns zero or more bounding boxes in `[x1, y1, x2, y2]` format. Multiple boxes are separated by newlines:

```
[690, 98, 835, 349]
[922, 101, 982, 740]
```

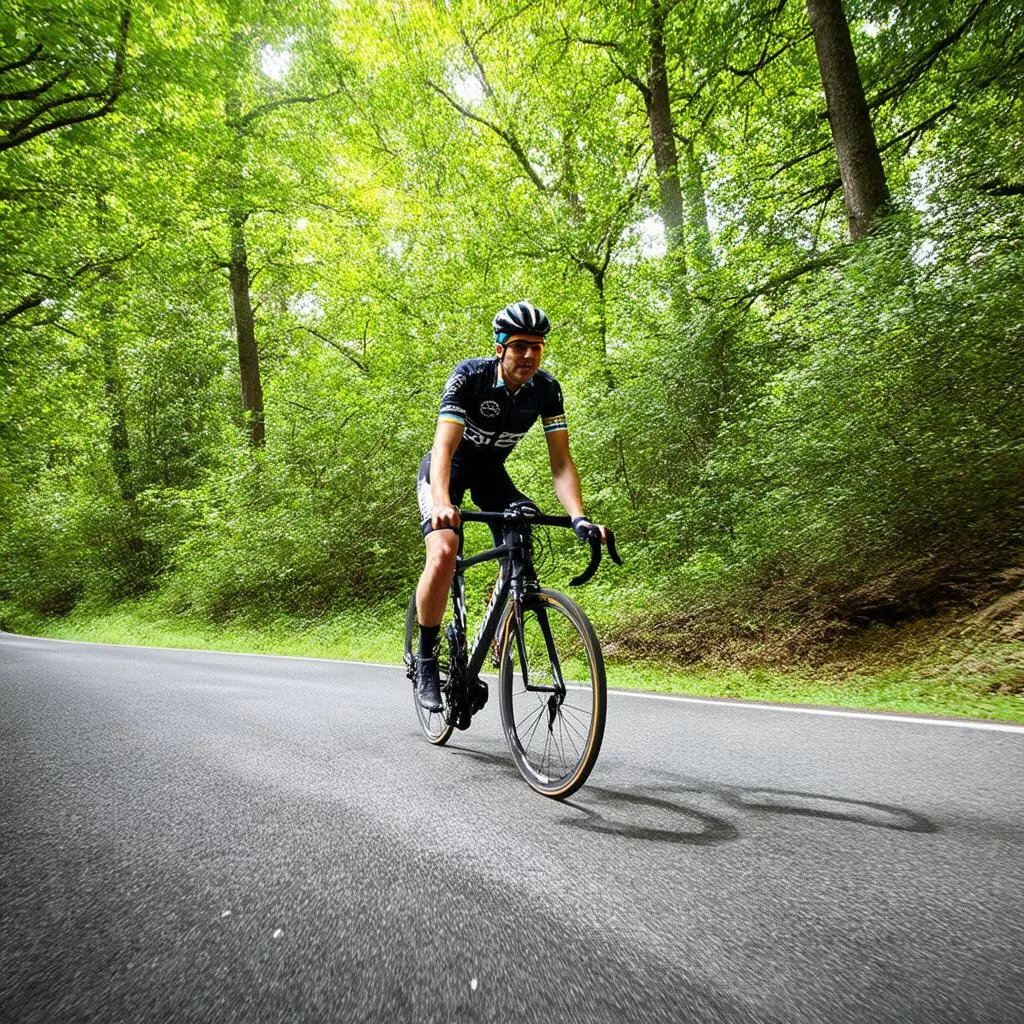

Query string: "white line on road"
[610, 689, 1024, 733]
[5, 632, 1022, 733]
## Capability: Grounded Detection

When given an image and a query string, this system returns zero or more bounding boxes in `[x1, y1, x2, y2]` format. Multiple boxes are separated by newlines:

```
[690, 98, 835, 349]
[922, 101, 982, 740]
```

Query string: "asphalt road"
[2, 631, 1022, 1023]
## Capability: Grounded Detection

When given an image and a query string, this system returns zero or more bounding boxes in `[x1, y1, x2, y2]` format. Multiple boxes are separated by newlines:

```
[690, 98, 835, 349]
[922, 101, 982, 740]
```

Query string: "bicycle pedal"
[454, 710, 473, 731]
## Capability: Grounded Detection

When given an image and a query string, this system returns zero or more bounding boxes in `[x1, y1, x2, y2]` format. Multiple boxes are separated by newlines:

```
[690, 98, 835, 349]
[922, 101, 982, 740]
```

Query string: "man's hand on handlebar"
[568, 518, 622, 586]
[571, 516, 606, 545]
[431, 502, 461, 530]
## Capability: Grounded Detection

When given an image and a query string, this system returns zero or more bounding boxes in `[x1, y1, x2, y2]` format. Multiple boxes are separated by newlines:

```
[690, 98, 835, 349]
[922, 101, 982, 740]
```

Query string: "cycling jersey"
[437, 357, 567, 466]
[417, 357, 568, 535]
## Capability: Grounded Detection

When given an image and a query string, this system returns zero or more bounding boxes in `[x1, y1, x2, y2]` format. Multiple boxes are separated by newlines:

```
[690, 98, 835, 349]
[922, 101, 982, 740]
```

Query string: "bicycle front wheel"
[404, 594, 455, 746]
[498, 589, 606, 799]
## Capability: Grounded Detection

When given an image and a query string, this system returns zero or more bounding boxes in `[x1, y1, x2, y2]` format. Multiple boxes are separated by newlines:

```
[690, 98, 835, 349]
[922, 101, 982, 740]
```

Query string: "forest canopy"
[1, 0, 1021, 660]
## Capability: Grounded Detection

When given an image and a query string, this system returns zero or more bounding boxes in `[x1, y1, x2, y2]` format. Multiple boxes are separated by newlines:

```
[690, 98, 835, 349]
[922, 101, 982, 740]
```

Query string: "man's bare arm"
[546, 429, 608, 542]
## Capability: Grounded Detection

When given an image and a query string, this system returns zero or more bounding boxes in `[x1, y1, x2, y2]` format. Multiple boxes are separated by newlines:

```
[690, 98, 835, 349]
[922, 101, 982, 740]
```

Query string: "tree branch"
[979, 179, 1024, 197]
[0, 43, 44, 77]
[6, 86, 114, 136]
[725, 32, 810, 80]
[766, 140, 833, 181]
[234, 90, 342, 131]
[0, 9, 130, 153]
[879, 102, 957, 156]
[728, 253, 839, 310]
[0, 293, 46, 328]
[427, 80, 548, 193]
[458, 25, 496, 102]
[572, 33, 649, 100]
[1, 238, 150, 328]
[868, 0, 989, 110]
[338, 80, 398, 158]
[298, 326, 368, 373]
[0, 65, 73, 103]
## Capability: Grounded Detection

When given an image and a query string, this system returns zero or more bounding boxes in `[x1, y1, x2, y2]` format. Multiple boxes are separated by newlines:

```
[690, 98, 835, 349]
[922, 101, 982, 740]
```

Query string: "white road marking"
[610, 689, 1024, 733]
[5, 632, 1021, 733]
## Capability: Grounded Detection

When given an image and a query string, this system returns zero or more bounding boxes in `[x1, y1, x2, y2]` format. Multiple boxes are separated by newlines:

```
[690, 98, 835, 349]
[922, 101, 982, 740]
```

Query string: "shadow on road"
[563, 785, 739, 845]
[446, 746, 936, 845]
[562, 782, 937, 845]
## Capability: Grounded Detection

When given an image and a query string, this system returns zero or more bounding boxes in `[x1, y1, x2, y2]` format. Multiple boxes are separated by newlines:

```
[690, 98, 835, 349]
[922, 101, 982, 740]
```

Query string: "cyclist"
[413, 300, 607, 712]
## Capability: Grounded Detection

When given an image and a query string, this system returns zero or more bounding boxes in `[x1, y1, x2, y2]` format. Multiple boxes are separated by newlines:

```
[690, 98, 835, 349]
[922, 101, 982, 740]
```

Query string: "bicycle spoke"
[556, 703, 593, 737]
[517, 702, 548, 752]
[555, 712, 583, 760]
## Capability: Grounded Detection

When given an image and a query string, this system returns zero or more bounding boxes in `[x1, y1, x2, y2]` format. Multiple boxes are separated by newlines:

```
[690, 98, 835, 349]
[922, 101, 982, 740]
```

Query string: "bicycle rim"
[498, 589, 606, 798]
[405, 595, 455, 746]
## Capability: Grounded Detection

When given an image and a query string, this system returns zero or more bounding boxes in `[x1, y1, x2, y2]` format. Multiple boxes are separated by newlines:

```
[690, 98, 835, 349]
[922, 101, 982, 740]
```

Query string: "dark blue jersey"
[437, 357, 567, 465]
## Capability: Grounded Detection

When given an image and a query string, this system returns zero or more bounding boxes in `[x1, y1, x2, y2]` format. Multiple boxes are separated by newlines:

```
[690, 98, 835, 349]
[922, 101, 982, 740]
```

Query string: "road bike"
[404, 506, 621, 799]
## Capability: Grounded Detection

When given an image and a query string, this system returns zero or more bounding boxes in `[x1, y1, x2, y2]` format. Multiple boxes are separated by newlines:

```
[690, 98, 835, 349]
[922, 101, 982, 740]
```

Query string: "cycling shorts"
[417, 453, 533, 539]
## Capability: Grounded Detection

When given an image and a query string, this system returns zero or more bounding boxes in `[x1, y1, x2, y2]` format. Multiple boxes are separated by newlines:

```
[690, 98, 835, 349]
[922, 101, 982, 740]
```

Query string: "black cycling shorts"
[417, 453, 534, 539]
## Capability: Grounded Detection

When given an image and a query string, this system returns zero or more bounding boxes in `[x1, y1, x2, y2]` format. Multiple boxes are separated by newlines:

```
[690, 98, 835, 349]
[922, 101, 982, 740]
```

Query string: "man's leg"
[413, 454, 461, 711]
[416, 529, 458, 642]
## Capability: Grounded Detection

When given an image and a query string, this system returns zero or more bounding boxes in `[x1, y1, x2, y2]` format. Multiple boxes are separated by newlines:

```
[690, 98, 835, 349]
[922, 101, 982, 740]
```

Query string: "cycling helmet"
[493, 300, 550, 344]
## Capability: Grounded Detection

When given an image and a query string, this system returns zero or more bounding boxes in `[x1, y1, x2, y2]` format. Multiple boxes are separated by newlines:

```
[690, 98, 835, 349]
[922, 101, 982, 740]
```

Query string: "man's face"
[497, 333, 545, 388]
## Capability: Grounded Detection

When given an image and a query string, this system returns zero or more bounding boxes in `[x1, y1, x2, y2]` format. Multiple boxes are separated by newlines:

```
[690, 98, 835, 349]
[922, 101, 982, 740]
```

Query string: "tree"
[217, 1, 339, 446]
[805, 0, 889, 239]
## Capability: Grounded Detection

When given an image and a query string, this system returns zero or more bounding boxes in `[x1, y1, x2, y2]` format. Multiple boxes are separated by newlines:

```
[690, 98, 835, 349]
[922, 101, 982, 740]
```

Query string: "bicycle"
[403, 506, 622, 799]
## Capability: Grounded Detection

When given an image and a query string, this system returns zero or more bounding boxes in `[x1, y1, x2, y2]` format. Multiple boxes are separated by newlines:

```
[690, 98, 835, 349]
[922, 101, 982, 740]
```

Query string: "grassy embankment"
[8, 596, 1023, 724]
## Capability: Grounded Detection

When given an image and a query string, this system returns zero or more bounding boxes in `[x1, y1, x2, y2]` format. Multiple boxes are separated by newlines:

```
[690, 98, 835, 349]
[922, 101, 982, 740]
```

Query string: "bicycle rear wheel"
[404, 595, 455, 746]
[498, 588, 606, 799]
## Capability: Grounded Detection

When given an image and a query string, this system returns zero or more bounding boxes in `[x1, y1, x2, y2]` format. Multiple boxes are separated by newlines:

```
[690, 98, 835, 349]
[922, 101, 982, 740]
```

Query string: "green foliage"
[1, 0, 1022, 671]
[701, 215, 1023, 618]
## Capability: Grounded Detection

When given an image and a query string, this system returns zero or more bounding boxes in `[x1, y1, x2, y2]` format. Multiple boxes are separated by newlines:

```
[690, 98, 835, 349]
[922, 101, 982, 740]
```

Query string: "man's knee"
[424, 532, 458, 575]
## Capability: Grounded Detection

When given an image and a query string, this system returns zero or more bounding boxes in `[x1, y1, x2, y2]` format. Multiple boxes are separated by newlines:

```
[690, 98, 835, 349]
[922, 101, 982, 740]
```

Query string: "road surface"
[2, 632, 1022, 1022]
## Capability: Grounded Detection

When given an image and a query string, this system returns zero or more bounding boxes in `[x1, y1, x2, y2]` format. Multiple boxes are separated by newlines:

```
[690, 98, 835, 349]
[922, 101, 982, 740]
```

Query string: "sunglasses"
[502, 341, 545, 356]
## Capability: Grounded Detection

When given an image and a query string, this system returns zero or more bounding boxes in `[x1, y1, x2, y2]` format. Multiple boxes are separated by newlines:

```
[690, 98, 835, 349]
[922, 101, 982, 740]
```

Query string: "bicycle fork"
[509, 594, 567, 733]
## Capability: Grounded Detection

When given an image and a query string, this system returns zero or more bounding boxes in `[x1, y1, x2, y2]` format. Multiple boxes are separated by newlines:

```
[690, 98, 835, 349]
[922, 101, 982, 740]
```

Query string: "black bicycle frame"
[442, 505, 626, 703]
[451, 512, 571, 697]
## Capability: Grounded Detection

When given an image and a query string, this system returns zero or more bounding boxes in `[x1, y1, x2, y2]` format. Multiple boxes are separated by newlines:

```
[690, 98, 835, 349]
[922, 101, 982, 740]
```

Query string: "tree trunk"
[681, 136, 714, 277]
[805, 0, 889, 240]
[645, 0, 685, 256]
[101, 333, 135, 501]
[224, 26, 265, 448]
[94, 194, 136, 499]
[228, 210, 265, 446]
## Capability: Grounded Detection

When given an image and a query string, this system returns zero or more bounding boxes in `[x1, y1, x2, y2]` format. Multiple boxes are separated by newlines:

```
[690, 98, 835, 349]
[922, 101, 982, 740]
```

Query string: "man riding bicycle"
[413, 300, 608, 712]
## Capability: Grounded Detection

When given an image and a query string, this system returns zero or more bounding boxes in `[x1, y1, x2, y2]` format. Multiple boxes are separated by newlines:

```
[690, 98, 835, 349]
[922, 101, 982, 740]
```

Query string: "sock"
[418, 623, 440, 659]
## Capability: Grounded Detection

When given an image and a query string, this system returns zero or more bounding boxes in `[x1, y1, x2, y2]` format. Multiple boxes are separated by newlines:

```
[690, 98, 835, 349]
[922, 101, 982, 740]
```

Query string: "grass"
[6, 597, 1023, 724]
[6, 598, 406, 664]
[605, 661, 1024, 722]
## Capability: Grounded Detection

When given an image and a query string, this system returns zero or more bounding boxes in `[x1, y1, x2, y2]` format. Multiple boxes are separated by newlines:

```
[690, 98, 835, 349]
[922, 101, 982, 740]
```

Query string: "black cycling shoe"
[415, 656, 443, 712]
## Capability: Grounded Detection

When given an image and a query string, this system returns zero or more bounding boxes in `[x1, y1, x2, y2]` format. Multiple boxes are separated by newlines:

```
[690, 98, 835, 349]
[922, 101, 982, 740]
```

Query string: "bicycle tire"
[404, 595, 455, 746]
[498, 588, 606, 799]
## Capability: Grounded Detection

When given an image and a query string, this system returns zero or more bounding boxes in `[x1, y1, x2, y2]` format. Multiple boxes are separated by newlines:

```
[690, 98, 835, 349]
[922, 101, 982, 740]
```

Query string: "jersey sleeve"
[438, 363, 473, 426]
[540, 376, 567, 435]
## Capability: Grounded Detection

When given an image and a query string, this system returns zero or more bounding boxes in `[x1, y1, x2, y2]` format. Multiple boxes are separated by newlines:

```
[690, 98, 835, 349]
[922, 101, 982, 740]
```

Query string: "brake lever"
[606, 528, 623, 566]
